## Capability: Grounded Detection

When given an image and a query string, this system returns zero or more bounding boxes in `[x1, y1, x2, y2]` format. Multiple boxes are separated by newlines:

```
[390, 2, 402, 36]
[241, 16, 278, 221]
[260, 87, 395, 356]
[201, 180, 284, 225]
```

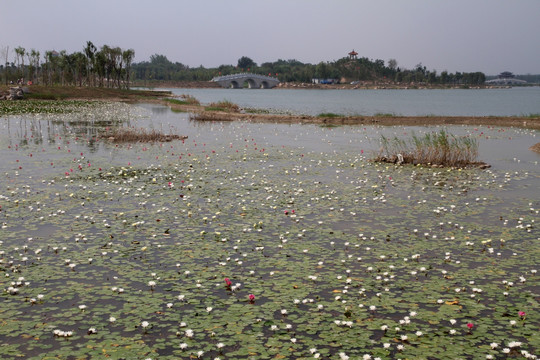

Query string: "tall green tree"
[1, 45, 9, 85]
[122, 49, 135, 88]
[237, 56, 256, 70]
[14, 46, 25, 78]
[84, 41, 97, 86]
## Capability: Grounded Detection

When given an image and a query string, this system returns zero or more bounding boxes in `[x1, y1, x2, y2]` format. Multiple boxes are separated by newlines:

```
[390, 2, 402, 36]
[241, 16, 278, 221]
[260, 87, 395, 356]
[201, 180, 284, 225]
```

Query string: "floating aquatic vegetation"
[0, 105, 538, 359]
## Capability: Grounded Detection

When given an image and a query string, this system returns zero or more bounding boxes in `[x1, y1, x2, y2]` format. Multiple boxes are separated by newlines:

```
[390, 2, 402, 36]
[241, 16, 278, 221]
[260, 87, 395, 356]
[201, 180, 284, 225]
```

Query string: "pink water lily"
[224, 278, 232, 287]
[248, 294, 255, 302]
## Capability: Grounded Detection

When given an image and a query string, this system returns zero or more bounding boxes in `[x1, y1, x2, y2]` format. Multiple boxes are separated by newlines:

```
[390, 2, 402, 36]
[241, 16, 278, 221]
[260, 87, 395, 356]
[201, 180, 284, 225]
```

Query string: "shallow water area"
[0, 103, 539, 359]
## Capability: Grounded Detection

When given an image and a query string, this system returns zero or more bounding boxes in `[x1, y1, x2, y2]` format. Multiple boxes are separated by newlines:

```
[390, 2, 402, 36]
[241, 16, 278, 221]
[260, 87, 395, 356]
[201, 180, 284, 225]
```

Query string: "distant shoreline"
[132, 80, 539, 91]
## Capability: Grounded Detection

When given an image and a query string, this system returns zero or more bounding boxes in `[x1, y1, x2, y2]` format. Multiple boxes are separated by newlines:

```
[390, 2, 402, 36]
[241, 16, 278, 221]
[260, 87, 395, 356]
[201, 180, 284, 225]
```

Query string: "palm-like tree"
[84, 41, 97, 86]
[14, 46, 25, 79]
[122, 49, 135, 88]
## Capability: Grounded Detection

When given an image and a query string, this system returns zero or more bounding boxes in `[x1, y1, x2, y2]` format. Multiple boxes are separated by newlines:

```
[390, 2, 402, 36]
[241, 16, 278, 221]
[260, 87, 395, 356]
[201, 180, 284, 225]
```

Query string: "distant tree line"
[1, 42, 511, 88]
[131, 54, 487, 86]
[0, 42, 135, 88]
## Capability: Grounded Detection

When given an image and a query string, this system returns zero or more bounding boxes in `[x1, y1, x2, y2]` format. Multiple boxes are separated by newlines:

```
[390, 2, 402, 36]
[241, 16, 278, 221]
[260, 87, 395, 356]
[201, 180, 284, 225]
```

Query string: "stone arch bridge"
[211, 73, 280, 89]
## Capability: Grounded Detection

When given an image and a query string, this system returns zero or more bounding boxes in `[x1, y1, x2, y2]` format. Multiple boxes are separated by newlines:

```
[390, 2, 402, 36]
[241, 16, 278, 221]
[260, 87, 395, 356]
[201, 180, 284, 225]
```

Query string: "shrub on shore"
[373, 129, 486, 168]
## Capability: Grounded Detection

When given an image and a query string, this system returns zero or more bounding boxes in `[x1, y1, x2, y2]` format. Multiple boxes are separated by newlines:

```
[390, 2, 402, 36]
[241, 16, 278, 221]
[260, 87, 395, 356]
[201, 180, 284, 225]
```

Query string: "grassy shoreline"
[2, 85, 540, 130]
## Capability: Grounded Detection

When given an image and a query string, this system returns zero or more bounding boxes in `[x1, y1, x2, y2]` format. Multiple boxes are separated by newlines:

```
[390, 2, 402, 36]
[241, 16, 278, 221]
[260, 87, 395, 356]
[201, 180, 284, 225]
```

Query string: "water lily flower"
[466, 322, 474, 329]
[249, 294, 255, 302]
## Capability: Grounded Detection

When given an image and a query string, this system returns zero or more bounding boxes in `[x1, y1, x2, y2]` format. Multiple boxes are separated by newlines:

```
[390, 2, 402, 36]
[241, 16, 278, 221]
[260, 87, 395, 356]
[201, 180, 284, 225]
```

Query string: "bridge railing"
[212, 73, 279, 82]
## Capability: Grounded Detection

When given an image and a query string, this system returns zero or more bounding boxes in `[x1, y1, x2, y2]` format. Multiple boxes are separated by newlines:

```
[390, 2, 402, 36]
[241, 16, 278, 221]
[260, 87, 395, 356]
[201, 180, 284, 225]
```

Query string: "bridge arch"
[245, 79, 257, 89]
[212, 73, 280, 89]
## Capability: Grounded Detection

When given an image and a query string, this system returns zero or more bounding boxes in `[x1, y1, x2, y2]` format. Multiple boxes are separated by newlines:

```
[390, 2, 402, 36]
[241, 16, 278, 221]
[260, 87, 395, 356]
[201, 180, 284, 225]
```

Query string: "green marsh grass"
[205, 100, 240, 112]
[375, 129, 481, 167]
[164, 94, 200, 106]
[317, 112, 344, 118]
[105, 127, 187, 143]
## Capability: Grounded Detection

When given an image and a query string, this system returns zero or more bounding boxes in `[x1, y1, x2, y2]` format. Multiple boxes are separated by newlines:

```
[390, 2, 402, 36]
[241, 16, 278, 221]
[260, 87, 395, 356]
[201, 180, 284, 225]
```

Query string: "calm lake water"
[159, 86, 540, 117]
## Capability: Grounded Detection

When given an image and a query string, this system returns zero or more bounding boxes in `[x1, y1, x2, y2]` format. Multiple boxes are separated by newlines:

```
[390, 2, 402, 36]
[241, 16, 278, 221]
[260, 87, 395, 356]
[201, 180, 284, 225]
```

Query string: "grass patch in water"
[205, 100, 240, 112]
[374, 112, 397, 117]
[374, 129, 484, 167]
[105, 127, 187, 143]
[317, 112, 344, 118]
[244, 107, 270, 114]
[164, 94, 200, 106]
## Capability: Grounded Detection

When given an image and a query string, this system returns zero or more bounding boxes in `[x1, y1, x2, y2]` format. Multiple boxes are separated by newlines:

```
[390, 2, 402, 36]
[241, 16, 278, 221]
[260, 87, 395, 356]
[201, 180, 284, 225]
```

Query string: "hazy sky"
[2, 0, 539, 75]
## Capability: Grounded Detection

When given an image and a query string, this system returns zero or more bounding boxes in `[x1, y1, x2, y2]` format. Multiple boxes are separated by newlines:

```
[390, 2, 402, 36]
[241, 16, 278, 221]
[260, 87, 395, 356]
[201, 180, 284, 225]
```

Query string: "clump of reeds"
[205, 100, 240, 113]
[105, 127, 187, 143]
[374, 129, 486, 168]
